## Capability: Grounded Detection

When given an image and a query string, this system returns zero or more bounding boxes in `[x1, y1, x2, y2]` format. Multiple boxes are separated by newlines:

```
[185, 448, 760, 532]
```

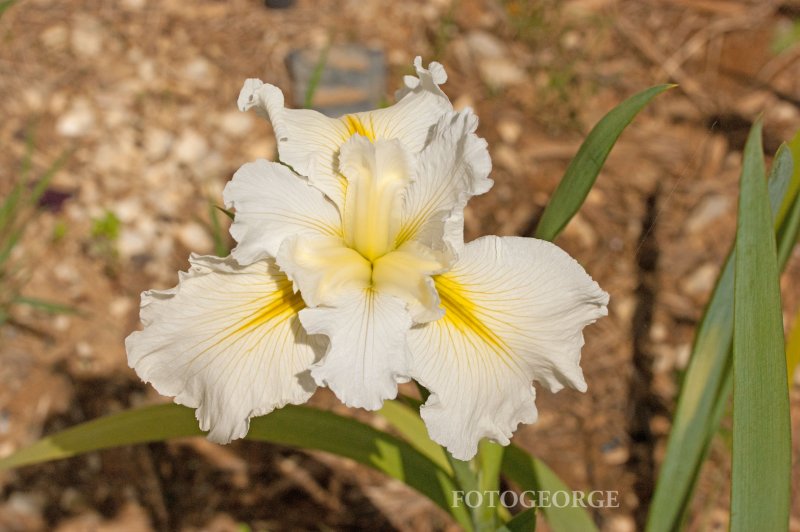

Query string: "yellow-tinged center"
[339, 136, 410, 262]
[287, 134, 445, 316]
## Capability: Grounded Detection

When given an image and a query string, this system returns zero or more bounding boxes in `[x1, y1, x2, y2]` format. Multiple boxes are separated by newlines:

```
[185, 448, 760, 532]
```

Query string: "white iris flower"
[126, 58, 609, 460]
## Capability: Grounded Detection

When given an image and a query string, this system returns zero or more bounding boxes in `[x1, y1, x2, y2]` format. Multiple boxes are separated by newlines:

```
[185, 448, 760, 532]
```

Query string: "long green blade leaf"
[378, 399, 452, 474]
[646, 139, 797, 532]
[730, 121, 790, 531]
[498, 508, 536, 532]
[0, 403, 471, 529]
[502, 445, 598, 532]
[534, 84, 673, 241]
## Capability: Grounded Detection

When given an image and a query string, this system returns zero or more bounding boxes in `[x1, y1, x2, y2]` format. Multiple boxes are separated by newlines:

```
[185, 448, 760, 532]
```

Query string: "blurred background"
[1, 0, 799, 530]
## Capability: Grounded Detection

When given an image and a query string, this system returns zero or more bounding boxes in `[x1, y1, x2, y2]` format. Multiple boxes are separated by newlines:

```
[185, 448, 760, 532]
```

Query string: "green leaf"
[534, 84, 673, 241]
[208, 201, 230, 258]
[0, 0, 15, 19]
[14, 296, 80, 315]
[730, 121, 790, 531]
[497, 508, 536, 532]
[646, 139, 797, 532]
[304, 44, 330, 109]
[381, 399, 513, 530]
[476, 440, 506, 530]
[378, 399, 452, 474]
[502, 445, 598, 532]
[214, 204, 235, 221]
[0, 403, 472, 530]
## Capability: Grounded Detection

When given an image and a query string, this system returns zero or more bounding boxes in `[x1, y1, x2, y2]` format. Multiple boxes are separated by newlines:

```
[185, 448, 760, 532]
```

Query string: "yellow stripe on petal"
[232, 278, 305, 335]
[342, 114, 376, 141]
[433, 273, 514, 363]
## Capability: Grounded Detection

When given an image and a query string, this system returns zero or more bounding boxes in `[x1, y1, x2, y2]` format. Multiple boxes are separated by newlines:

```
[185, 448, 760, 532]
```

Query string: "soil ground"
[1, 0, 799, 530]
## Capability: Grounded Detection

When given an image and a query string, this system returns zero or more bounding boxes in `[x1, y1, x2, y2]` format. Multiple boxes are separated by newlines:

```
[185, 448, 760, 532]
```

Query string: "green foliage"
[207, 201, 230, 257]
[730, 121, 790, 531]
[0, 402, 473, 531]
[647, 133, 800, 532]
[502, 446, 598, 532]
[304, 44, 330, 110]
[535, 84, 673, 241]
[772, 18, 800, 54]
[0, 0, 15, 18]
[90, 210, 121, 241]
[0, 133, 70, 324]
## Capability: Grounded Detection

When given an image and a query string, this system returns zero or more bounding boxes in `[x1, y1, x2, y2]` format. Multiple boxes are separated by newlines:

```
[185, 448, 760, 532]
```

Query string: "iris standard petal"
[223, 159, 342, 264]
[354, 56, 452, 155]
[125, 255, 325, 444]
[407, 236, 609, 460]
[237, 58, 451, 211]
[238, 80, 351, 209]
[395, 109, 493, 258]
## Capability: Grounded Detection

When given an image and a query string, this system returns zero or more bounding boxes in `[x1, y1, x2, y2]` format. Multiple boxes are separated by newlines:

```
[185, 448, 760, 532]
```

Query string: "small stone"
[54, 263, 80, 284]
[117, 228, 149, 259]
[76, 342, 93, 359]
[56, 100, 95, 137]
[681, 263, 718, 298]
[601, 440, 629, 465]
[650, 322, 668, 343]
[465, 30, 506, 59]
[478, 58, 527, 89]
[561, 213, 597, 249]
[41, 25, 69, 50]
[605, 515, 636, 532]
[144, 128, 174, 162]
[109, 298, 133, 318]
[112, 198, 142, 224]
[177, 222, 213, 252]
[7, 493, 46, 516]
[686, 195, 730, 234]
[121, 0, 146, 10]
[497, 119, 522, 144]
[174, 130, 208, 164]
[53, 315, 71, 332]
[70, 15, 104, 58]
[650, 415, 671, 436]
[219, 111, 253, 137]
[182, 57, 214, 87]
[613, 296, 636, 324]
[493, 144, 523, 176]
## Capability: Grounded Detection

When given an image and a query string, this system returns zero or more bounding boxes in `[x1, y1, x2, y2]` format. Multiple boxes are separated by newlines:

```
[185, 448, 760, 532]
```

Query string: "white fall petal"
[125, 255, 325, 443]
[237, 57, 451, 209]
[300, 288, 413, 410]
[407, 236, 609, 460]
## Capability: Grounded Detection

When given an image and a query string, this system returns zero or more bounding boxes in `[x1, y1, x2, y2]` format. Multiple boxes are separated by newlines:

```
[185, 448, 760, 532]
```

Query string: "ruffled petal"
[238, 80, 351, 209]
[300, 289, 412, 410]
[356, 57, 452, 155]
[407, 236, 608, 460]
[395, 109, 493, 258]
[238, 58, 451, 210]
[223, 159, 342, 264]
[126, 255, 325, 443]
